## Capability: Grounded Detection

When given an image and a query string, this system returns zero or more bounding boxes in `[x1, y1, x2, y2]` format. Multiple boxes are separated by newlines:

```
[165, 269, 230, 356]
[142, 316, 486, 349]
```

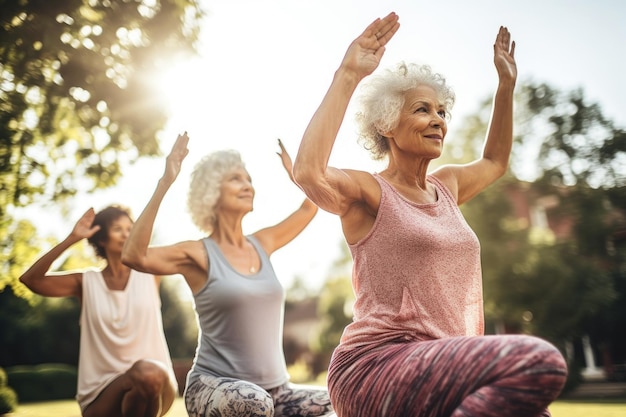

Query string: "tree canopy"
[0, 0, 202, 294]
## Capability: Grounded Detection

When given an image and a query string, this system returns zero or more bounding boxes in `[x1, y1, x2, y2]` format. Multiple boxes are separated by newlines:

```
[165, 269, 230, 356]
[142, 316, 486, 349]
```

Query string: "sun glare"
[150, 57, 205, 121]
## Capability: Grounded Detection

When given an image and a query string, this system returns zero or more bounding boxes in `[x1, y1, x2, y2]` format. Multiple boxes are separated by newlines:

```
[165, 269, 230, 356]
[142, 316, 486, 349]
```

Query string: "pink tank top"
[339, 174, 484, 350]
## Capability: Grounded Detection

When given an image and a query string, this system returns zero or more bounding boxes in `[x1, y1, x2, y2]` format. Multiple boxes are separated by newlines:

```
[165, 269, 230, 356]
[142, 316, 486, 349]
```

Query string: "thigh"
[184, 374, 274, 417]
[82, 373, 129, 417]
[269, 383, 333, 417]
[329, 335, 561, 417]
[83, 360, 177, 417]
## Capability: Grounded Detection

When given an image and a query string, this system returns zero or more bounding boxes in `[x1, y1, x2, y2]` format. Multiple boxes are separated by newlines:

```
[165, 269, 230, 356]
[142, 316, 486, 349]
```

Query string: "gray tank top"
[188, 236, 289, 389]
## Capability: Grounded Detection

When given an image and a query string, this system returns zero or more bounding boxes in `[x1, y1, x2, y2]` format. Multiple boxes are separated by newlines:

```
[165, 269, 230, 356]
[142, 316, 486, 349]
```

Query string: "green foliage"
[0, 285, 80, 368]
[514, 83, 625, 188]
[159, 277, 198, 359]
[452, 81, 626, 366]
[0, 218, 45, 299]
[0, 385, 18, 415]
[0, 367, 18, 413]
[312, 276, 354, 356]
[5, 364, 77, 403]
[0, 0, 203, 296]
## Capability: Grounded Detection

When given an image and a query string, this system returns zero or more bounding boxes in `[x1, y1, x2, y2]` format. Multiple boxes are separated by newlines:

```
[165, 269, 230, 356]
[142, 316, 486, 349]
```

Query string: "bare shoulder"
[342, 169, 380, 202]
[175, 239, 209, 294]
[178, 239, 208, 267]
[431, 166, 460, 201]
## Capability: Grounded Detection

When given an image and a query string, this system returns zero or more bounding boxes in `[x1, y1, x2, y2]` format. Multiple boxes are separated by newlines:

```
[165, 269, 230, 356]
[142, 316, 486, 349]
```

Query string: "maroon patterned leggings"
[328, 334, 567, 417]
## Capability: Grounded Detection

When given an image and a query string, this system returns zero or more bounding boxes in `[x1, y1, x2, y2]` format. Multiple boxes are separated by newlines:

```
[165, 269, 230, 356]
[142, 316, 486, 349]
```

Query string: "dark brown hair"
[87, 205, 133, 259]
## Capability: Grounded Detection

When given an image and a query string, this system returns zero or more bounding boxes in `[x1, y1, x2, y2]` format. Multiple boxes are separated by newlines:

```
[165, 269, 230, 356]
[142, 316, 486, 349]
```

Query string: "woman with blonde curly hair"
[294, 12, 567, 417]
[122, 134, 334, 417]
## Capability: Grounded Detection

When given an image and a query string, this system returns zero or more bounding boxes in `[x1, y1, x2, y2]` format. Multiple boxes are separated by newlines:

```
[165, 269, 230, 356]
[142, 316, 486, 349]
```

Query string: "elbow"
[495, 160, 509, 178]
[121, 250, 143, 271]
[292, 163, 307, 187]
[293, 164, 320, 195]
[18, 275, 30, 287]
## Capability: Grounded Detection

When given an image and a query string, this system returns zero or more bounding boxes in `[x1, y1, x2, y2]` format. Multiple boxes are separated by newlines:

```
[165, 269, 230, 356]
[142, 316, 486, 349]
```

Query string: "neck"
[383, 156, 431, 190]
[103, 257, 130, 278]
[212, 218, 245, 247]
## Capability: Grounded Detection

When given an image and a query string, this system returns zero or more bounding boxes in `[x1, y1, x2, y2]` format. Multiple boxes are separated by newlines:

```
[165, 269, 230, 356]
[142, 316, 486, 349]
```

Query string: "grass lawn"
[7, 398, 626, 417]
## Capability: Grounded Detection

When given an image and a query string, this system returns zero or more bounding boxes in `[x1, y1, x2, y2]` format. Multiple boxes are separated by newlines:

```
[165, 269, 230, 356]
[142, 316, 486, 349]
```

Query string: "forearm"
[122, 179, 170, 268]
[294, 68, 360, 187]
[482, 80, 515, 172]
[299, 198, 318, 223]
[19, 235, 79, 287]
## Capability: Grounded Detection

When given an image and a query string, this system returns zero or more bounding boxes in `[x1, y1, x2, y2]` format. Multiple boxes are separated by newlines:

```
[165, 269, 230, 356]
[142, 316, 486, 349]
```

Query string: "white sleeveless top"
[76, 269, 176, 411]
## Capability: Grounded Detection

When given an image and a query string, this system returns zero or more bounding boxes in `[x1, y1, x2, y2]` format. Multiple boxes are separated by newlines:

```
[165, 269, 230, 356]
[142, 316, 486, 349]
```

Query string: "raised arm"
[255, 139, 318, 254]
[122, 132, 196, 277]
[437, 26, 517, 204]
[293, 12, 400, 215]
[19, 208, 100, 297]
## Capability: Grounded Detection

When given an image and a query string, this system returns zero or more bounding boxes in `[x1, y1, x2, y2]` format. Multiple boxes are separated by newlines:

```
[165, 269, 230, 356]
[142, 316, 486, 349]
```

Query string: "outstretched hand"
[163, 131, 190, 185]
[276, 138, 296, 184]
[71, 208, 101, 240]
[339, 12, 400, 80]
[494, 26, 517, 84]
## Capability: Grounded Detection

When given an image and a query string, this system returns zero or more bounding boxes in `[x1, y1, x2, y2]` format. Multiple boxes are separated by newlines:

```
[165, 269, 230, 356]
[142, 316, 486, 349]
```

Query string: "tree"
[310, 242, 354, 372]
[514, 83, 626, 188]
[159, 277, 198, 359]
[0, 0, 203, 295]
[449, 81, 626, 369]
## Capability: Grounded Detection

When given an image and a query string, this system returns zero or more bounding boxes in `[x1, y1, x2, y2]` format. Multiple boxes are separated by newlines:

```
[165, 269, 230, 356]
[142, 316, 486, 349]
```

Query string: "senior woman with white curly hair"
[122, 134, 334, 417]
[294, 12, 567, 417]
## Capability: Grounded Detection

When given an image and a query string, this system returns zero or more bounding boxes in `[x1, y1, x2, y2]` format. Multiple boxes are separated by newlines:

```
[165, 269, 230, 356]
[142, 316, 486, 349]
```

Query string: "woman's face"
[387, 85, 448, 158]
[101, 215, 133, 257]
[216, 167, 255, 213]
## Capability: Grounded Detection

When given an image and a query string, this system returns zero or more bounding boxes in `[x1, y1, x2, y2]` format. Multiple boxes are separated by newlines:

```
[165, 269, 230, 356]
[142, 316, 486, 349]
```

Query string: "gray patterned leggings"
[184, 374, 335, 417]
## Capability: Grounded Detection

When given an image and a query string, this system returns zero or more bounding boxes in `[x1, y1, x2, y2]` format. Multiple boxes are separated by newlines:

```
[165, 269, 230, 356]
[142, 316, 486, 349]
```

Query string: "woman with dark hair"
[19, 205, 177, 417]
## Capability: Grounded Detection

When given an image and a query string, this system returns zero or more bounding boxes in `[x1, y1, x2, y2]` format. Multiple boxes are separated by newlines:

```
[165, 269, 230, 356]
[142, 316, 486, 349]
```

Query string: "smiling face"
[216, 167, 255, 214]
[387, 85, 448, 159]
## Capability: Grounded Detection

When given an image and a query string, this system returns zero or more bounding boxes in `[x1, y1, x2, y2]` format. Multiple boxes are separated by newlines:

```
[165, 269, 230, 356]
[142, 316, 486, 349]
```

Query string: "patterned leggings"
[184, 374, 335, 417]
[328, 334, 568, 417]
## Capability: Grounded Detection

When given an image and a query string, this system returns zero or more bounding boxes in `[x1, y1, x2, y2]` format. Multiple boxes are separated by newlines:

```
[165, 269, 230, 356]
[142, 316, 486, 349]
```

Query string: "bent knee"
[227, 382, 274, 417]
[128, 359, 174, 396]
[514, 335, 569, 384]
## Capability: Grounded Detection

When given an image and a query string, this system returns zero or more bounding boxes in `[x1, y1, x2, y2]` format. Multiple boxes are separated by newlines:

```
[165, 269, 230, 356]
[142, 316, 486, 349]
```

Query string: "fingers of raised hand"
[172, 131, 190, 159]
[277, 138, 287, 153]
[495, 26, 515, 55]
[371, 12, 400, 45]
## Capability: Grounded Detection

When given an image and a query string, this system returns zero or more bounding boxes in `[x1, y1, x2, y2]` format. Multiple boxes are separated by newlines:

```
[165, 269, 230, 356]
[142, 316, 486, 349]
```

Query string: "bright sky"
[21, 0, 626, 293]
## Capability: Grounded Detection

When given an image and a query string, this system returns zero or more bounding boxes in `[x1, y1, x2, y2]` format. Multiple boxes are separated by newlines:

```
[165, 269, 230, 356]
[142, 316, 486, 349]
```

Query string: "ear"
[379, 127, 394, 140]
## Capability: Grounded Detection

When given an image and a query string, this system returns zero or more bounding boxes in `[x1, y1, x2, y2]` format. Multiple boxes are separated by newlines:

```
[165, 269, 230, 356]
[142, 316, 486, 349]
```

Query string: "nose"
[430, 113, 445, 128]
[242, 181, 255, 198]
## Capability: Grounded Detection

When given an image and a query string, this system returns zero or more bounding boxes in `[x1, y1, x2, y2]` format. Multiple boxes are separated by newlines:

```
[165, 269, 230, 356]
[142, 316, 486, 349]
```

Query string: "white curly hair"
[187, 149, 246, 234]
[355, 61, 456, 160]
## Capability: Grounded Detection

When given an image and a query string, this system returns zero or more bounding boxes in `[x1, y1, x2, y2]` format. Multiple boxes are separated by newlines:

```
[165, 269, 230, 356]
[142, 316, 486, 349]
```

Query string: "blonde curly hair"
[187, 150, 246, 234]
[355, 62, 456, 160]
